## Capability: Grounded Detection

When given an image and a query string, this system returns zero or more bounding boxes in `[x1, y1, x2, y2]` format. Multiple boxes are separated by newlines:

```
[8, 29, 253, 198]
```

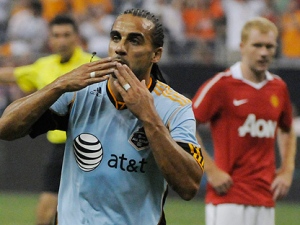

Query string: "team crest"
[270, 95, 279, 108]
[129, 127, 149, 151]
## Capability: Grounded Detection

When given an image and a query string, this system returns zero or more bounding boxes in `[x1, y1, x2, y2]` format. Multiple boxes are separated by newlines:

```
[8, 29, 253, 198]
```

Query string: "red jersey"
[192, 62, 293, 207]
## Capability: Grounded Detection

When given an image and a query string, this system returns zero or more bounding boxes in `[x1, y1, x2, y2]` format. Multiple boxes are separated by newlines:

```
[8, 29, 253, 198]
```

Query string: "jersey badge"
[270, 95, 279, 108]
[129, 127, 149, 151]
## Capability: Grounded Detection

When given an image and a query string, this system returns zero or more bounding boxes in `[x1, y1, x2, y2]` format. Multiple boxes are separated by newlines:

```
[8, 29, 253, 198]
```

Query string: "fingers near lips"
[114, 63, 128, 83]
[88, 57, 117, 77]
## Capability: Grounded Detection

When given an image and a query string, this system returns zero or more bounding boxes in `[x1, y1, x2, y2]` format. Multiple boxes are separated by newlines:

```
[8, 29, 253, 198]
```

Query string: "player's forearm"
[0, 81, 64, 140]
[196, 131, 216, 173]
[277, 128, 297, 172]
[143, 117, 203, 200]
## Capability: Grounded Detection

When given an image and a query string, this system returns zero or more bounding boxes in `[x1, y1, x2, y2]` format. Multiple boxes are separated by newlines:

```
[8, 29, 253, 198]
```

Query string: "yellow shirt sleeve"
[14, 63, 40, 93]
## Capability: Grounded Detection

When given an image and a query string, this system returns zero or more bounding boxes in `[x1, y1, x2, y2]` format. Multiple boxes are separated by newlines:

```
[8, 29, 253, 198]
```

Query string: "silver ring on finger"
[123, 83, 131, 91]
[90, 71, 96, 78]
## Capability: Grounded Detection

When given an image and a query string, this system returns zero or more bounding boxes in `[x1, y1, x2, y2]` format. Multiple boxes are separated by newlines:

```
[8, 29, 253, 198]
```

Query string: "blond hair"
[241, 17, 278, 42]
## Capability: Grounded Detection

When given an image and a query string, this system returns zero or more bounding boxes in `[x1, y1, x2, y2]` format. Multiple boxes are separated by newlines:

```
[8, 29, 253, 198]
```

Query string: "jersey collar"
[231, 62, 273, 89]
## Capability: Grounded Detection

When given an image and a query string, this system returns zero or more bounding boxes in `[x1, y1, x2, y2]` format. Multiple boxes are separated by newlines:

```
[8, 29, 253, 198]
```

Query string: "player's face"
[49, 24, 78, 61]
[240, 28, 277, 75]
[108, 14, 161, 80]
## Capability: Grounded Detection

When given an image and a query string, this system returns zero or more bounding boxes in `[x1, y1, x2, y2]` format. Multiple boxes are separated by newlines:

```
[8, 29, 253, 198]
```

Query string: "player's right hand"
[207, 167, 233, 195]
[54, 57, 116, 92]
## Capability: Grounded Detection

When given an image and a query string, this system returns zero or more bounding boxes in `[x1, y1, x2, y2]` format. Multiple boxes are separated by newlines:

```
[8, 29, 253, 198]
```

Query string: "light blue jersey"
[49, 79, 202, 225]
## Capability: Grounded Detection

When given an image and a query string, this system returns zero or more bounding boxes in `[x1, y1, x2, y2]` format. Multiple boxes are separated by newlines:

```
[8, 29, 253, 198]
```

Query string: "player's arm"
[113, 64, 203, 200]
[271, 126, 297, 200]
[195, 126, 233, 195]
[140, 117, 203, 201]
[0, 58, 115, 140]
[0, 80, 65, 140]
[0, 67, 16, 83]
[143, 118, 203, 201]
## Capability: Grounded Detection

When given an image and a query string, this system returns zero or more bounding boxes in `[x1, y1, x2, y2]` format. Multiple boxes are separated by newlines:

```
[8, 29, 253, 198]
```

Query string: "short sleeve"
[51, 92, 75, 115]
[168, 103, 199, 147]
[192, 75, 224, 123]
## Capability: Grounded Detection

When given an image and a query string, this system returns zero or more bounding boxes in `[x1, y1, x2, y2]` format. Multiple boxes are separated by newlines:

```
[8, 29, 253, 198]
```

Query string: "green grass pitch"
[0, 192, 299, 225]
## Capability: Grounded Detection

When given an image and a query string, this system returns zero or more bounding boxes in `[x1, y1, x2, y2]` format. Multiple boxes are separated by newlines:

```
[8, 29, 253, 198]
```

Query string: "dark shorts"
[42, 144, 65, 193]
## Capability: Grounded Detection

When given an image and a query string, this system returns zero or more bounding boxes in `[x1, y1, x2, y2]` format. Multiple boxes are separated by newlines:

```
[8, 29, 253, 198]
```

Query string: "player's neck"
[60, 51, 74, 63]
[240, 64, 266, 83]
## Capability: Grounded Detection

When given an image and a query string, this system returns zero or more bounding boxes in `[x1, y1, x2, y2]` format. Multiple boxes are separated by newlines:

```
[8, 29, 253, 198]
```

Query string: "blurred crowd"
[1, 0, 300, 66]
[0, 0, 300, 111]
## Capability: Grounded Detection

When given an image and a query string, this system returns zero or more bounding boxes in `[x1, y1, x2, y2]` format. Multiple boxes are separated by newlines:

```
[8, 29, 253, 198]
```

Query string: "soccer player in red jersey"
[192, 17, 297, 225]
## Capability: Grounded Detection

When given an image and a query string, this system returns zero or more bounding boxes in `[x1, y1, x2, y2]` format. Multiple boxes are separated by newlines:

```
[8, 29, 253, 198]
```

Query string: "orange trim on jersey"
[154, 82, 191, 106]
[147, 77, 153, 89]
[107, 81, 126, 109]
[153, 81, 166, 95]
[189, 143, 204, 170]
[163, 90, 190, 105]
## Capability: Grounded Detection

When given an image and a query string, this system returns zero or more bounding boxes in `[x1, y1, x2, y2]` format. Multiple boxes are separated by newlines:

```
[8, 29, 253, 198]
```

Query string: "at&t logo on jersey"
[73, 133, 103, 171]
[238, 114, 277, 138]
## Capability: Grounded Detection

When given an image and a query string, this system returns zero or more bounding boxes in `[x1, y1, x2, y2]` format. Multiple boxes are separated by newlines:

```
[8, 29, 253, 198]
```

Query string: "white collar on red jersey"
[230, 62, 273, 89]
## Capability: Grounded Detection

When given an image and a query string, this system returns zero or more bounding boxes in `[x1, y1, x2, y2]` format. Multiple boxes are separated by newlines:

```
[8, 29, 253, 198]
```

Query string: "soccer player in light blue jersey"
[0, 8, 204, 225]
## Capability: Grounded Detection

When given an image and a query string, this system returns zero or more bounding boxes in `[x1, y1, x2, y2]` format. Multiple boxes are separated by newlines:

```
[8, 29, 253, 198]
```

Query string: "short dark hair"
[29, 0, 43, 16]
[49, 14, 78, 33]
[121, 8, 164, 48]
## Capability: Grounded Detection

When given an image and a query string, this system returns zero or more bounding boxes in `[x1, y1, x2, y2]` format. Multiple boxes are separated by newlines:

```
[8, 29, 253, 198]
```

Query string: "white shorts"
[205, 203, 275, 225]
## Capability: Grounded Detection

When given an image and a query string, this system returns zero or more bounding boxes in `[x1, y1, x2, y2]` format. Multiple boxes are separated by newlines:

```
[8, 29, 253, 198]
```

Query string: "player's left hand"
[271, 168, 293, 200]
[113, 63, 156, 121]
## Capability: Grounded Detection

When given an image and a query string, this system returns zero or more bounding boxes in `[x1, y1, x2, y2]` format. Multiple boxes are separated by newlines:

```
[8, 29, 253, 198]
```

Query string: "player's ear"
[151, 47, 162, 63]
